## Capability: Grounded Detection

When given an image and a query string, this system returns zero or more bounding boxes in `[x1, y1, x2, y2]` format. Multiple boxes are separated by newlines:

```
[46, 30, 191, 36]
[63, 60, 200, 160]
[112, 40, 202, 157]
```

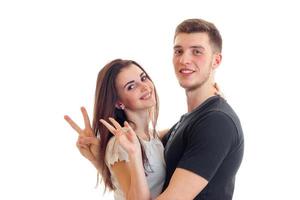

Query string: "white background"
[1, 0, 299, 199]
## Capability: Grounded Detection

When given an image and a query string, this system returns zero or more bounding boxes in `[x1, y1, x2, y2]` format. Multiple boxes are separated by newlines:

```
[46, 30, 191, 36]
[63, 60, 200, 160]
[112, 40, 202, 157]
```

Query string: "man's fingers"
[81, 107, 92, 130]
[108, 117, 122, 130]
[64, 115, 82, 135]
[100, 119, 116, 134]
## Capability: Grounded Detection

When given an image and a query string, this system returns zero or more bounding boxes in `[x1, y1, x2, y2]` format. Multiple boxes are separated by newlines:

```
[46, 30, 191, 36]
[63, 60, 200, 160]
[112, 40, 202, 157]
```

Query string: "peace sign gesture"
[64, 107, 101, 169]
[100, 118, 141, 157]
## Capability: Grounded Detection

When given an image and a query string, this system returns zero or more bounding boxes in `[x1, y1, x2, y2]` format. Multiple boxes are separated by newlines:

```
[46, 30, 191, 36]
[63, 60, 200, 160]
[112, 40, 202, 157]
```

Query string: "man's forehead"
[173, 33, 210, 49]
[174, 32, 209, 42]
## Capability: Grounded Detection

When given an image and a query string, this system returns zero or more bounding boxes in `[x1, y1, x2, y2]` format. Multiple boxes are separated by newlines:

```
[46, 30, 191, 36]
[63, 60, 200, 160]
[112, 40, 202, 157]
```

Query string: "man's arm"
[158, 129, 169, 140]
[156, 168, 208, 200]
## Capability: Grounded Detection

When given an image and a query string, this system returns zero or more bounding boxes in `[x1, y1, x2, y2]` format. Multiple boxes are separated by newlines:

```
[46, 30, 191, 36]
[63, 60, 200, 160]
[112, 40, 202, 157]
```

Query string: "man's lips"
[179, 68, 195, 74]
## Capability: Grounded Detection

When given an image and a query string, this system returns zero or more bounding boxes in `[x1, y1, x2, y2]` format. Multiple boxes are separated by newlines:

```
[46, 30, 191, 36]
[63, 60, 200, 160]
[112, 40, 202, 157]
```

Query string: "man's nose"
[179, 52, 192, 66]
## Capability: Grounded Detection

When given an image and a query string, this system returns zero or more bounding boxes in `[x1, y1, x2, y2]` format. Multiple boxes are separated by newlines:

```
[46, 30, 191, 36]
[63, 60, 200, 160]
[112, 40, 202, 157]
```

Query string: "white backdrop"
[1, 0, 299, 199]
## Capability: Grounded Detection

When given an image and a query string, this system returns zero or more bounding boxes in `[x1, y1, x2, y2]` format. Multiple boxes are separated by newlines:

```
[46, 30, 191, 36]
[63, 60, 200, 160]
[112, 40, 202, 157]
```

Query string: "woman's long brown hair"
[92, 59, 159, 191]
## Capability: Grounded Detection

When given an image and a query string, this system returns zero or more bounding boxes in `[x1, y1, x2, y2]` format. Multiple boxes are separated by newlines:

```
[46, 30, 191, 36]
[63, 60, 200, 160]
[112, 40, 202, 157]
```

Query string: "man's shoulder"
[188, 97, 235, 121]
[187, 100, 242, 138]
[203, 97, 241, 126]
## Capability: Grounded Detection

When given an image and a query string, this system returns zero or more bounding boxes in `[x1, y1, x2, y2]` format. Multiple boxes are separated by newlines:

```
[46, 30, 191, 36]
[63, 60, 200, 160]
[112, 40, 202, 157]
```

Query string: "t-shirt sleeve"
[105, 136, 129, 166]
[177, 111, 237, 181]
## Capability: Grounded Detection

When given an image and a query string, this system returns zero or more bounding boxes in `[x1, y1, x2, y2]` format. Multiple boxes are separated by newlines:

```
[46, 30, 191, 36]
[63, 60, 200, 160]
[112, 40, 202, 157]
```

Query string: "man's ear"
[212, 53, 222, 69]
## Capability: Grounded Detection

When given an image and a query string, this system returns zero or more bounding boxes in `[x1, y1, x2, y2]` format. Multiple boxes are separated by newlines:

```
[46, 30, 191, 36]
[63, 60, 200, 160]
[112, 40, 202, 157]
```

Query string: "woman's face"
[115, 64, 156, 111]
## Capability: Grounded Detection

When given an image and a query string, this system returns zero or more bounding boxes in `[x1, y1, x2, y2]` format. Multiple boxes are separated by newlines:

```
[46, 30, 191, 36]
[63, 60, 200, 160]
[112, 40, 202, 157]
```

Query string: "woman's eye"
[127, 84, 135, 90]
[141, 75, 148, 81]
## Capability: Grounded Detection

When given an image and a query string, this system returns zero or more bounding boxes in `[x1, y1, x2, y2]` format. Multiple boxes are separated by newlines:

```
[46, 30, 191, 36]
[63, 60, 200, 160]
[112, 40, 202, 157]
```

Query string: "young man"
[156, 18, 244, 200]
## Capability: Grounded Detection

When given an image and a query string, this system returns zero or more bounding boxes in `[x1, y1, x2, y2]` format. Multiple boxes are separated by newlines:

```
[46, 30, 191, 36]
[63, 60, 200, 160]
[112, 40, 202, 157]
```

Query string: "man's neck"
[186, 83, 216, 113]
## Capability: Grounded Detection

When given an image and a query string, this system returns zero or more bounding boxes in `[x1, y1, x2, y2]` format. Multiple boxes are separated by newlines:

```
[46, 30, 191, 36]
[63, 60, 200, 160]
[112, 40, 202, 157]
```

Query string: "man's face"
[172, 32, 221, 91]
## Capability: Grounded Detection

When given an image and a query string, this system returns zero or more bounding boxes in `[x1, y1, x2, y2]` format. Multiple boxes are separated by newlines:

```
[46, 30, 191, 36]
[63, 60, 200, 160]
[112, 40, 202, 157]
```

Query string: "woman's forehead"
[116, 64, 144, 84]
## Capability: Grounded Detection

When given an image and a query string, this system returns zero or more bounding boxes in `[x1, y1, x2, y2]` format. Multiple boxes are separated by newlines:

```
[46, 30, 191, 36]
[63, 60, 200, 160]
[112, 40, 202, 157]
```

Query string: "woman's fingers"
[108, 118, 122, 130]
[124, 121, 135, 136]
[80, 107, 92, 130]
[100, 119, 116, 134]
[64, 115, 82, 135]
[77, 143, 89, 150]
[78, 136, 100, 146]
[124, 121, 132, 130]
[100, 118, 130, 138]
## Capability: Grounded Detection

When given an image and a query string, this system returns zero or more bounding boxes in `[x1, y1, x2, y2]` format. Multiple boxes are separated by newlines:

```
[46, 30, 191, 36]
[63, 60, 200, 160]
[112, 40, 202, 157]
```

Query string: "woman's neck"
[124, 108, 151, 140]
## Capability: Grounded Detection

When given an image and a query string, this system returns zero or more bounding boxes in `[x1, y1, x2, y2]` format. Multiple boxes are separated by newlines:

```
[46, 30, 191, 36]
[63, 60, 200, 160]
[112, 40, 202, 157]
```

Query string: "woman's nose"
[140, 82, 149, 92]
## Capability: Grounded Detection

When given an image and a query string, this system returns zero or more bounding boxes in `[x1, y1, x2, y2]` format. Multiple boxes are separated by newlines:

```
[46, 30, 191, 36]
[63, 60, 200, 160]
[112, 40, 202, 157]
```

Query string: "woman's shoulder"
[105, 136, 129, 166]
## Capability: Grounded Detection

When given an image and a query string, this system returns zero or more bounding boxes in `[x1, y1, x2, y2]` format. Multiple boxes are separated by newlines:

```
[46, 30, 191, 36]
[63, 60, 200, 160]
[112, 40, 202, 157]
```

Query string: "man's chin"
[179, 82, 203, 92]
[179, 81, 193, 89]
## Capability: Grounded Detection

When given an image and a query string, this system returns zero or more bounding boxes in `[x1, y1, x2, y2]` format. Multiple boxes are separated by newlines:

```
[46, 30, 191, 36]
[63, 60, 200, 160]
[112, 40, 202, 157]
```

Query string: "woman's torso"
[105, 134, 165, 199]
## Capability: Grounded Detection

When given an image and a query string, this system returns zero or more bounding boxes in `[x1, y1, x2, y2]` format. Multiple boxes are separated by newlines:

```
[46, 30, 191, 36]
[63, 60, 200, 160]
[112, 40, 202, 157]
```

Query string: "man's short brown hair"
[175, 18, 222, 53]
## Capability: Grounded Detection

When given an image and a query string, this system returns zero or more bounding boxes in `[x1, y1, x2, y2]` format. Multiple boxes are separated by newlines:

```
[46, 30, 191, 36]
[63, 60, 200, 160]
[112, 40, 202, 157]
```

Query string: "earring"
[120, 104, 125, 110]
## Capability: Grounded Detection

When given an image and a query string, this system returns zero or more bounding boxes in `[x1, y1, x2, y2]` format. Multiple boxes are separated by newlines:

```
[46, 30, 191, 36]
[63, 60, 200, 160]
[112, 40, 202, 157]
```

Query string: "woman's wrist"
[91, 159, 102, 171]
[128, 151, 143, 164]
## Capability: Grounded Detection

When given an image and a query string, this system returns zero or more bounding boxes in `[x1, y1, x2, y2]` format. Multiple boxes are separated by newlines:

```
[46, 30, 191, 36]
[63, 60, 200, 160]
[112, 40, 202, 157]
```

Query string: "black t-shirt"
[162, 96, 244, 200]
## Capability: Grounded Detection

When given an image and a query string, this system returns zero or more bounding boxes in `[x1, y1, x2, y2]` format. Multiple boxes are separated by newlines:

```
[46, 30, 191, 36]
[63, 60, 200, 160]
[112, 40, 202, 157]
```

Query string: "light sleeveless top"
[105, 134, 165, 200]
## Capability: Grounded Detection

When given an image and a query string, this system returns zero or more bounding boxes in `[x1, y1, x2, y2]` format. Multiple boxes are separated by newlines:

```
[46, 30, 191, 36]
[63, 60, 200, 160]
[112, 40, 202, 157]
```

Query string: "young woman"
[64, 59, 166, 200]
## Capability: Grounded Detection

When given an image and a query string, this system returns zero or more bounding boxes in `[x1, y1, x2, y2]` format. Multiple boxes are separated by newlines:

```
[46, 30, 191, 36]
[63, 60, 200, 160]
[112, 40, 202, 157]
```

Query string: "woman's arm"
[111, 154, 151, 200]
[101, 119, 151, 200]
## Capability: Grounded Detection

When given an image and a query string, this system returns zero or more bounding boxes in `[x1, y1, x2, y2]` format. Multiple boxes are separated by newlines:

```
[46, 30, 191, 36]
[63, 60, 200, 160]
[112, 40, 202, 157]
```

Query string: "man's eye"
[174, 49, 182, 55]
[193, 49, 202, 55]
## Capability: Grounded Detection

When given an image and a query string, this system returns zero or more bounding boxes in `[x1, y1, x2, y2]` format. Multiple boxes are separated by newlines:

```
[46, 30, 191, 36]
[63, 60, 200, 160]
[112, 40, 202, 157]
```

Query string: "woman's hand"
[214, 82, 224, 97]
[64, 107, 101, 168]
[100, 118, 141, 157]
[102, 118, 151, 200]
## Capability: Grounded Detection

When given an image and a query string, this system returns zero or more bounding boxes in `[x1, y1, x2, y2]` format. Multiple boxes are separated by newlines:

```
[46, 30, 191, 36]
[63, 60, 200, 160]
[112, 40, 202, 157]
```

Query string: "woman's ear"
[115, 101, 125, 110]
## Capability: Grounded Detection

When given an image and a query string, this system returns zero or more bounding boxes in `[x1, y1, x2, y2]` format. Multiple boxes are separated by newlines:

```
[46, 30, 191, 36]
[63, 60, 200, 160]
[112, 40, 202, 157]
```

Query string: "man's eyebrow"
[190, 45, 205, 50]
[173, 45, 205, 50]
